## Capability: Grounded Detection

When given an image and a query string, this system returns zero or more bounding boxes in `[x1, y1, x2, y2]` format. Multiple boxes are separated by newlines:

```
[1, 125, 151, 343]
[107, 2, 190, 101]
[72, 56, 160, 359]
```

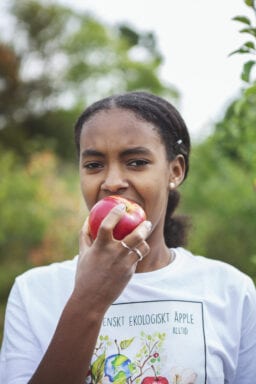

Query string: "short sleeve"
[232, 277, 256, 384]
[0, 281, 42, 383]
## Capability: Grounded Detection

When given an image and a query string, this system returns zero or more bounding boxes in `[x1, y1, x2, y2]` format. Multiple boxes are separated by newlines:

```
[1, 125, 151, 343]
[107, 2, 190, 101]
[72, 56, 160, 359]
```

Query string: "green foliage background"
[0, 0, 256, 342]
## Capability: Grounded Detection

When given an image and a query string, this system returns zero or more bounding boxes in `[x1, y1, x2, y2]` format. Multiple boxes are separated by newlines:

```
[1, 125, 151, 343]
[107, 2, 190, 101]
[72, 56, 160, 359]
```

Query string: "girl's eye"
[128, 159, 149, 167]
[83, 162, 103, 170]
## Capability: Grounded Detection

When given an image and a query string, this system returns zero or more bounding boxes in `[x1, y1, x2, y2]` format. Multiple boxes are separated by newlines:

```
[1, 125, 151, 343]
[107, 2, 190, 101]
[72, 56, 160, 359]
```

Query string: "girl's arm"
[28, 205, 151, 384]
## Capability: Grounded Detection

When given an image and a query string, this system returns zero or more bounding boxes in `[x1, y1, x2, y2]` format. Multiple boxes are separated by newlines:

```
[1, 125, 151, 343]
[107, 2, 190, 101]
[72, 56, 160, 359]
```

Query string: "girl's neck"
[135, 237, 172, 273]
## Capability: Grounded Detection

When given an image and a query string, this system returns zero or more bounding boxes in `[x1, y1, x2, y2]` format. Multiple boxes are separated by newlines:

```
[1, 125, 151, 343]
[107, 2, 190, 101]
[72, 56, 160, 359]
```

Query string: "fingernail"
[116, 203, 126, 212]
[144, 220, 152, 231]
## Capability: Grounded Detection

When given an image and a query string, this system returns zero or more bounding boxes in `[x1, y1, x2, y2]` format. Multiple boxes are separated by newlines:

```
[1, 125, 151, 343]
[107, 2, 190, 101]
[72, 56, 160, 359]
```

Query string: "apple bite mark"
[88, 195, 146, 240]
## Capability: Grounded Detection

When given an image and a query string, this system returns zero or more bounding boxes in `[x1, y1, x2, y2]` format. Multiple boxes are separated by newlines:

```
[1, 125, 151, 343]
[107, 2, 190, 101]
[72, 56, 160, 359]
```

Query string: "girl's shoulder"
[14, 256, 78, 298]
[177, 247, 255, 296]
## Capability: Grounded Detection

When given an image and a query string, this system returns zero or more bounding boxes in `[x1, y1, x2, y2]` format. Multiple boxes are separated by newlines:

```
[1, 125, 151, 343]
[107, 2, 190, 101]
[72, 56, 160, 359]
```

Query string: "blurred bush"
[0, 149, 84, 265]
[0, 149, 85, 341]
[181, 142, 256, 280]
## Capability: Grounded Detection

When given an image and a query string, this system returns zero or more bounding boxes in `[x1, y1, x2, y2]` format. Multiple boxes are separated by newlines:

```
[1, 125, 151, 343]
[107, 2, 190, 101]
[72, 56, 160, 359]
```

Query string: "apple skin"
[141, 376, 169, 384]
[88, 195, 146, 240]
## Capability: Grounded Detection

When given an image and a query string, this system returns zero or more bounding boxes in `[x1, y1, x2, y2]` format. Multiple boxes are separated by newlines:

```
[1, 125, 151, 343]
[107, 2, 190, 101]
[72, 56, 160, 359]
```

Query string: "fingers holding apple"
[74, 197, 151, 310]
[88, 195, 147, 241]
[119, 220, 152, 262]
[74, 203, 135, 309]
[88, 195, 152, 261]
[79, 195, 150, 261]
[79, 217, 92, 251]
[90, 201, 128, 244]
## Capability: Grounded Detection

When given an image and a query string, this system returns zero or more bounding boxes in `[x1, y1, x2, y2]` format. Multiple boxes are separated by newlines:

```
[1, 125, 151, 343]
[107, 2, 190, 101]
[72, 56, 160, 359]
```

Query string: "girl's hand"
[73, 203, 152, 313]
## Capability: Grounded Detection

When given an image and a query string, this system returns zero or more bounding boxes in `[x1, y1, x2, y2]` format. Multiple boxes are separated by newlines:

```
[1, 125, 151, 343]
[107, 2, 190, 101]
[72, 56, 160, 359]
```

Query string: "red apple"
[88, 195, 146, 240]
[142, 377, 169, 384]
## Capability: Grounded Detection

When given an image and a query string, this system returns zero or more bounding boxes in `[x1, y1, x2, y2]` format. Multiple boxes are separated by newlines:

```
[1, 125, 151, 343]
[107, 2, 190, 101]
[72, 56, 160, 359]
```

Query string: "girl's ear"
[169, 155, 186, 189]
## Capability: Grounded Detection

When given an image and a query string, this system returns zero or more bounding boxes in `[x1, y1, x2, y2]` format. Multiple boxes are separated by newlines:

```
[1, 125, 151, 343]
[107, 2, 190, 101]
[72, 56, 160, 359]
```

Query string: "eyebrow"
[121, 147, 152, 157]
[81, 149, 104, 158]
[81, 146, 152, 158]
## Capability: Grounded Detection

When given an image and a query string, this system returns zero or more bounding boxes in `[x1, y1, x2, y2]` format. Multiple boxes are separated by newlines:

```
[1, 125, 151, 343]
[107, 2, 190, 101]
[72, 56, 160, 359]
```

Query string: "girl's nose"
[101, 168, 129, 193]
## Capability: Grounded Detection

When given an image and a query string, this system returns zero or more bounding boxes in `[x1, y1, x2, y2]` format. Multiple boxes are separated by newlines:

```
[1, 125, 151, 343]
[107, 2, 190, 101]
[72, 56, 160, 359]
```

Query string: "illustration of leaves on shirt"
[89, 335, 112, 383]
[90, 336, 135, 384]
[131, 331, 166, 384]
[89, 332, 167, 384]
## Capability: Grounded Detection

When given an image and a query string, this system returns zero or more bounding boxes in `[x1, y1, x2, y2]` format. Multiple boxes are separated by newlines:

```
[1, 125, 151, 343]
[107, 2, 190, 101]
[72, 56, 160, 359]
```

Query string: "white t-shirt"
[1, 247, 256, 384]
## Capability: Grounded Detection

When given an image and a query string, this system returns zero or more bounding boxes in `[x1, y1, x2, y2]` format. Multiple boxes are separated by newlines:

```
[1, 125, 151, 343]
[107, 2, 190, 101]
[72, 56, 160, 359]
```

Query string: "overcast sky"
[58, 0, 251, 141]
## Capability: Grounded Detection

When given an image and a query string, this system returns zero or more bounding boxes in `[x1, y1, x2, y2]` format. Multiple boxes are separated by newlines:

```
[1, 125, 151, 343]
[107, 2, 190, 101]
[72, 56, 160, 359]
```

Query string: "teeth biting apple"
[88, 195, 146, 240]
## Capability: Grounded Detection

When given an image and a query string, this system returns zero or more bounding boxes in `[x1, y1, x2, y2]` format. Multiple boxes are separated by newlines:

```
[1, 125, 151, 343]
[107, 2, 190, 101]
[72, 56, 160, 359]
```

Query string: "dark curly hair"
[74, 91, 191, 248]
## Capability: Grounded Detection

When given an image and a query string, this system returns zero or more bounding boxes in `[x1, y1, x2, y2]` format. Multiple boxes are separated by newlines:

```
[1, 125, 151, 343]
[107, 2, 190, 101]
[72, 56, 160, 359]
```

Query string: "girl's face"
[79, 108, 184, 241]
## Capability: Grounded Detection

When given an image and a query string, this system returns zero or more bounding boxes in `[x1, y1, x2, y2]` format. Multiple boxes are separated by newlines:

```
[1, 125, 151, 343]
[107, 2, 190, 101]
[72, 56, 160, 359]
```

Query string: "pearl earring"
[169, 182, 175, 189]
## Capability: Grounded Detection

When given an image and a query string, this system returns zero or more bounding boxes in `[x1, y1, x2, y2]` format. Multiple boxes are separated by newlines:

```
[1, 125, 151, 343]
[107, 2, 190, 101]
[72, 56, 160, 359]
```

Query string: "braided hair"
[74, 91, 191, 248]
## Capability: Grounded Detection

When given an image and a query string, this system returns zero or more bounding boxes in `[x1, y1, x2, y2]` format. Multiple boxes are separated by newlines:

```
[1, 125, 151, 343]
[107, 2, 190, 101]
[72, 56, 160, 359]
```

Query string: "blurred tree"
[214, 0, 256, 173]
[181, 136, 256, 280]
[0, 0, 178, 161]
[0, 148, 82, 266]
[212, 92, 256, 172]
[180, 0, 256, 281]
[229, 0, 256, 86]
[0, 147, 84, 337]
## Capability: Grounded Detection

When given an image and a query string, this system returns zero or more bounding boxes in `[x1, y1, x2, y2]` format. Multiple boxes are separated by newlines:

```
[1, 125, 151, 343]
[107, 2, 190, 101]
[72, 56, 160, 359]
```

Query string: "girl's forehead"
[82, 108, 148, 128]
[80, 108, 163, 145]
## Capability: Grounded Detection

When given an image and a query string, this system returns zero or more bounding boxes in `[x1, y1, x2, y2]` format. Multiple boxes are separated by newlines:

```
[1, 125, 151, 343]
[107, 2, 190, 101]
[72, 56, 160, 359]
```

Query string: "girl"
[1, 92, 256, 384]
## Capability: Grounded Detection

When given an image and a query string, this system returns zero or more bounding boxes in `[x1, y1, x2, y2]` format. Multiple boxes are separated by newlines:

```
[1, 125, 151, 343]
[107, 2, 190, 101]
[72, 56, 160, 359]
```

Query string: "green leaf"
[244, 83, 256, 95]
[120, 337, 134, 350]
[241, 60, 256, 82]
[244, 41, 255, 49]
[232, 16, 251, 25]
[240, 28, 256, 37]
[244, 0, 254, 7]
[159, 333, 166, 340]
[91, 353, 106, 383]
[229, 47, 250, 56]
